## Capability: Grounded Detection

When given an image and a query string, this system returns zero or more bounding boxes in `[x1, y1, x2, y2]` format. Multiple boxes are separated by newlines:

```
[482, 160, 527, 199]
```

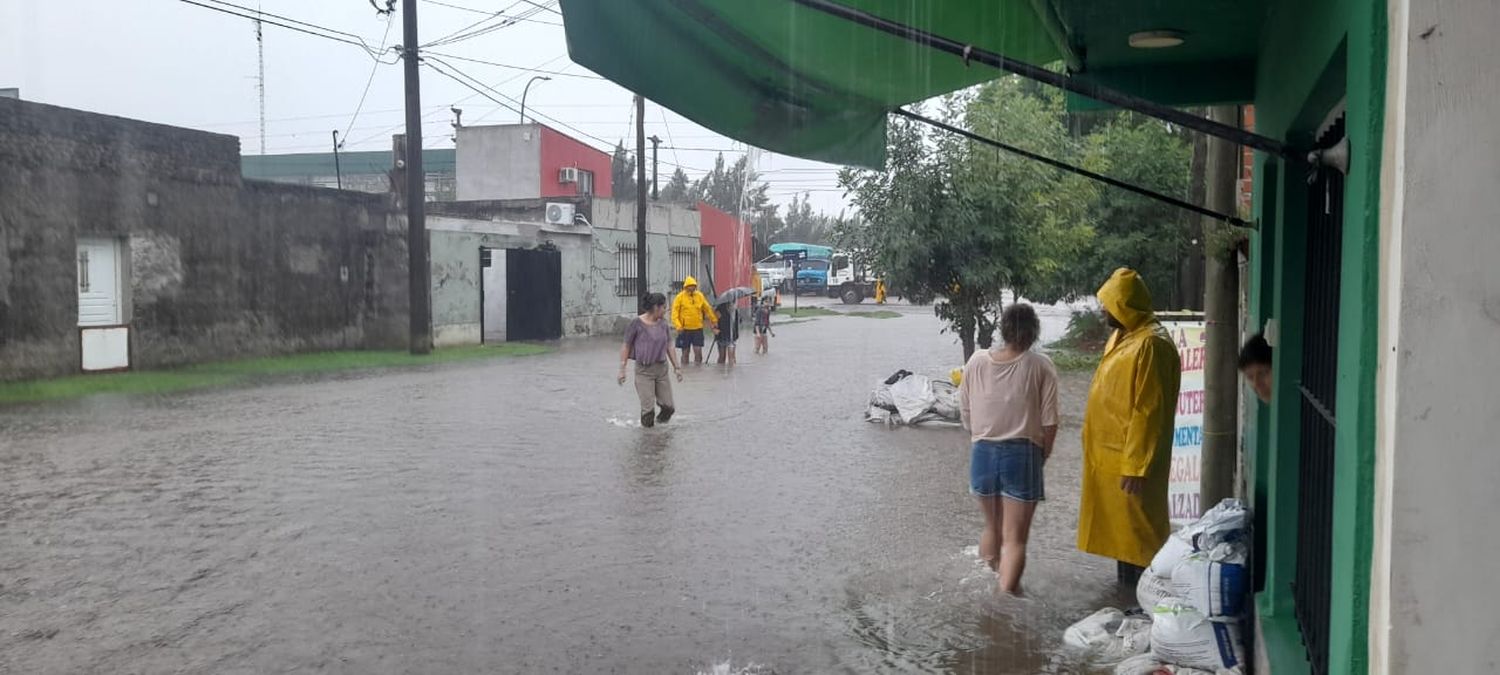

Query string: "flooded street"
[1, 302, 1129, 674]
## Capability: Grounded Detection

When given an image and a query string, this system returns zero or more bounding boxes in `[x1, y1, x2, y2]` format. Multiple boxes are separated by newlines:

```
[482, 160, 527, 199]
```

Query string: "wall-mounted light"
[1128, 30, 1186, 49]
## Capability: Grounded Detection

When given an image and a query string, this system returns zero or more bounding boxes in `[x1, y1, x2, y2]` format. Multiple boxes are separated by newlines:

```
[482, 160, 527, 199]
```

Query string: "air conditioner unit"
[558, 166, 578, 184]
[545, 202, 576, 226]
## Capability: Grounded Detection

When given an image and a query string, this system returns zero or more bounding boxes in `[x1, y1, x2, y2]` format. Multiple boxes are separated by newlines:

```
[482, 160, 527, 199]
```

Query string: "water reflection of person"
[618, 292, 683, 428]
[1078, 268, 1182, 586]
[958, 303, 1059, 595]
[1239, 333, 1273, 403]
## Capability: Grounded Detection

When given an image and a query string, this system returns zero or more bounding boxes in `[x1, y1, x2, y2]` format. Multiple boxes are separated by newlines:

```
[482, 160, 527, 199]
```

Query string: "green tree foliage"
[839, 76, 1194, 359]
[659, 167, 692, 203]
[610, 141, 636, 198]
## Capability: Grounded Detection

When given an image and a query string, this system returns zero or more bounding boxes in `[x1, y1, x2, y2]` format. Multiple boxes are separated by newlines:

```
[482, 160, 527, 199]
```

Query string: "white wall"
[1373, 0, 1500, 670]
[455, 124, 541, 201]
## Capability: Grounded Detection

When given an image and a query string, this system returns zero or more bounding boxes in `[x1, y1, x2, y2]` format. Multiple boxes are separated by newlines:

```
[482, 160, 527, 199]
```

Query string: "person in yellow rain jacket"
[671, 276, 718, 365]
[1078, 268, 1182, 583]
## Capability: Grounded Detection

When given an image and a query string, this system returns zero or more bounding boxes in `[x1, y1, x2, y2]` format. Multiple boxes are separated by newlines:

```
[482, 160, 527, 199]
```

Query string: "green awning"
[558, 0, 1060, 168]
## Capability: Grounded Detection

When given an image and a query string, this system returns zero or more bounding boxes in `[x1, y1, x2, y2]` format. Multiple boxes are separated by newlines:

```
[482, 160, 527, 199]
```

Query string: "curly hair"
[999, 303, 1041, 351]
[640, 292, 667, 312]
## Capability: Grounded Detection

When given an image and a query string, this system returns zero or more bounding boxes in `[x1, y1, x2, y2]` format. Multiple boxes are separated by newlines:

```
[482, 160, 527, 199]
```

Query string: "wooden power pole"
[635, 95, 648, 303]
[1200, 105, 1241, 510]
[402, 0, 432, 354]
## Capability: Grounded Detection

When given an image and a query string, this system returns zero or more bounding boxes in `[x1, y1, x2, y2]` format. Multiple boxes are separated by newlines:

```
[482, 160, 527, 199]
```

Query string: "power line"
[177, 0, 394, 61]
[340, 12, 398, 146]
[419, 51, 603, 80]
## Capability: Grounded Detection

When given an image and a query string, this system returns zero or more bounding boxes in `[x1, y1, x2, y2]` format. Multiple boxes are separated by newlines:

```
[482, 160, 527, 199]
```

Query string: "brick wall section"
[0, 98, 409, 381]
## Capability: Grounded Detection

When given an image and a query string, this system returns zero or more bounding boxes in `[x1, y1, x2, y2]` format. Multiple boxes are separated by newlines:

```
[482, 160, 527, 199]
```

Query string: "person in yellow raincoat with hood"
[672, 276, 718, 365]
[1078, 268, 1181, 582]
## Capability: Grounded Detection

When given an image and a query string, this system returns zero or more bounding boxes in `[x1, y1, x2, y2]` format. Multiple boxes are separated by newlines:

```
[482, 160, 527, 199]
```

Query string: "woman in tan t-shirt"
[958, 303, 1060, 595]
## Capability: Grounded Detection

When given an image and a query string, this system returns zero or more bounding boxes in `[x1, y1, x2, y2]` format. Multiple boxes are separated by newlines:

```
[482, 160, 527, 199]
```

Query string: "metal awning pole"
[789, 0, 1293, 159]
[897, 109, 1253, 229]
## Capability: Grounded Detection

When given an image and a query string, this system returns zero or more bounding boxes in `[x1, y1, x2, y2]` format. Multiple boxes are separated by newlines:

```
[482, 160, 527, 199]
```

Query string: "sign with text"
[1161, 319, 1206, 527]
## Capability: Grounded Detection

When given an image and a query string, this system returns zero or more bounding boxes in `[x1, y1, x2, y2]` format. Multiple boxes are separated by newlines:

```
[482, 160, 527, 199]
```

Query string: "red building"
[695, 201, 754, 295]
[455, 123, 613, 200]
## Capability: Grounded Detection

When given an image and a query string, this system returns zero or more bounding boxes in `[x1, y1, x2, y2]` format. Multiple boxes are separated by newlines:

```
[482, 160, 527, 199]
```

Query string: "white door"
[481, 248, 507, 343]
[77, 238, 130, 371]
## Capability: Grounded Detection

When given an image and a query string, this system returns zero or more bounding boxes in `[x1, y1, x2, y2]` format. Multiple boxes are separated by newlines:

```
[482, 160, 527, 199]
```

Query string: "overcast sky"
[1, 0, 851, 214]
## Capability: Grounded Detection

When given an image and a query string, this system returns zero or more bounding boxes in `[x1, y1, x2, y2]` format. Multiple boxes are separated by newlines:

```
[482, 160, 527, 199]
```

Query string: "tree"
[611, 141, 636, 198]
[659, 167, 692, 203]
[773, 193, 833, 244]
[838, 105, 1016, 360]
[691, 153, 777, 241]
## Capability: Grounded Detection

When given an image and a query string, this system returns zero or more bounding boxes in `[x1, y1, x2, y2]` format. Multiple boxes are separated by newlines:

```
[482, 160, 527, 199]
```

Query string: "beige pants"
[634, 362, 675, 415]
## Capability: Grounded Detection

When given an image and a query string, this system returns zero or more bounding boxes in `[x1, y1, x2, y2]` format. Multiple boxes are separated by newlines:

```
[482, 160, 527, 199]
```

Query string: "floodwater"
[1, 300, 1131, 674]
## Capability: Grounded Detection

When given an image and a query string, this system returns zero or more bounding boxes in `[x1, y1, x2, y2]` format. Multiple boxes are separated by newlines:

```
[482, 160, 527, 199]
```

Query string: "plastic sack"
[1169, 544, 1248, 618]
[888, 373, 936, 424]
[1115, 654, 1173, 675]
[1138, 568, 1176, 611]
[1149, 499, 1249, 578]
[1150, 601, 1245, 672]
[930, 380, 961, 420]
[1063, 608, 1151, 665]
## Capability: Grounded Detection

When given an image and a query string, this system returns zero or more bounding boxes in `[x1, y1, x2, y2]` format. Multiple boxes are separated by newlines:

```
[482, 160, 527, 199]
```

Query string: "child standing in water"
[714, 302, 740, 365]
[752, 299, 775, 354]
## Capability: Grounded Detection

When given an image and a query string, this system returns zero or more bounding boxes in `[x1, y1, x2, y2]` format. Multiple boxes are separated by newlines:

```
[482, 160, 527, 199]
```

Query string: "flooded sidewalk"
[1, 307, 1126, 674]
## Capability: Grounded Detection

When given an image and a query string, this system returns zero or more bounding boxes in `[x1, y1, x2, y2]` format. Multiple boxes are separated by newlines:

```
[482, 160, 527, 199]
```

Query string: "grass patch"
[0, 344, 550, 405]
[781, 307, 842, 318]
[1048, 348, 1101, 372]
[845, 310, 901, 319]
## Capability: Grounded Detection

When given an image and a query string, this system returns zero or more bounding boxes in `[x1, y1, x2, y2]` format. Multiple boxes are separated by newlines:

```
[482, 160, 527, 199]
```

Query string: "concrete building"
[241, 148, 457, 201]
[424, 197, 702, 345]
[455, 123, 614, 201]
[0, 98, 409, 382]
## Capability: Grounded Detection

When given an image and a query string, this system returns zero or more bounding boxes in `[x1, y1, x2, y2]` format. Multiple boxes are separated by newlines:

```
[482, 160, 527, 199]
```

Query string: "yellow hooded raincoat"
[671, 276, 718, 332]
[1078, 268, 1182, 568]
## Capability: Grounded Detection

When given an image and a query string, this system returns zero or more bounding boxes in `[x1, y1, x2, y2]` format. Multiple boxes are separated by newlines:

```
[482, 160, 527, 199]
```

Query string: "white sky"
[1, 0, 851, 214]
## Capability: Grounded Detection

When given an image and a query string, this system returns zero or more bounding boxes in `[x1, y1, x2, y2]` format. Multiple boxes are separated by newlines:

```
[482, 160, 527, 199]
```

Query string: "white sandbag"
[1169, 544, 1248, 618]
[1064, 609, 1150, 665]
[1149, 499, 1249, 578]
[1115, 654, 1171, 675]
[1149, 532, 1197, 578]
[888, 374, 936, 424]
[930, 380, 961, 420]
[1064, 607, 1125, 653]
[1138, 568, 1177, 611]
[1150, 601, 1245, 672]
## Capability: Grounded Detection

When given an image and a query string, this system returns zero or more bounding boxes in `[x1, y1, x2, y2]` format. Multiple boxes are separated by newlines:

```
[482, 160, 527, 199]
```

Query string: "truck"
[763, 243, 881, 304]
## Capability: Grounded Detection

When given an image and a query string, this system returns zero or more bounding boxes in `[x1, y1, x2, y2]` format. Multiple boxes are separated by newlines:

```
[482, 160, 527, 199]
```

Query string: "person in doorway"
[959, 303, 1059, 595]
[1078, 268, 1182, 586]
[714, 302, 740, 365]
[619, 292, 684, 428]
[1239, 332, 1273, 403]
[672, 276, 718, 365]
[752, 298, 775, 354]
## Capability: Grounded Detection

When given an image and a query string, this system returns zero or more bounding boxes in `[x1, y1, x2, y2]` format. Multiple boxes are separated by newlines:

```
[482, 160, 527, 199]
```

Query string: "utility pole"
[1200, 105, 1241, 511]
[634, 95, 648, 303]
[648, 135, 661, 200]
[332, 130, 344, 190]
[402, 0, 432, 354]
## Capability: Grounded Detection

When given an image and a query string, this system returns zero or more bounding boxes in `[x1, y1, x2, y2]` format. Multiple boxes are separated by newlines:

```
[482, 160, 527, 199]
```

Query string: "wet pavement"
[0, 300, 1130, 674]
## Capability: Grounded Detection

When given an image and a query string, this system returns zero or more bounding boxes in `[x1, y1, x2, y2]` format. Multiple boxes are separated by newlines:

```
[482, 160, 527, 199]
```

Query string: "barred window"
[670, 246, 698, 289]
[616, 245, 638, 297]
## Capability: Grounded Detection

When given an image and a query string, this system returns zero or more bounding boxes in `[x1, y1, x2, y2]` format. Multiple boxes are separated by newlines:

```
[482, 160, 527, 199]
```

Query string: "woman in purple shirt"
[618, 292, 683, 428]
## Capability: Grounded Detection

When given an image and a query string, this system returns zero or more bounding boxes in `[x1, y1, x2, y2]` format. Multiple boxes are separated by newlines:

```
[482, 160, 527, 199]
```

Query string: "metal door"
[505, 248, 562, 341]
[77, 237, 130, 371]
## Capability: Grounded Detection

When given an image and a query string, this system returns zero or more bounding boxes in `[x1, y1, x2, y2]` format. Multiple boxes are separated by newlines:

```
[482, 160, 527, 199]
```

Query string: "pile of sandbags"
[1062, 499, 1251, 674]
[1132, 499, 1250, 674]
[865, 370, 961, 426]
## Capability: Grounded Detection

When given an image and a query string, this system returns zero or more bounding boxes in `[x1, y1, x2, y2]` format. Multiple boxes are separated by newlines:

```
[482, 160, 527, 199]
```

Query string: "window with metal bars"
[616, 245, 638, 297]
[1294, 113, 1345, 675]
[670, 247, 698, 288]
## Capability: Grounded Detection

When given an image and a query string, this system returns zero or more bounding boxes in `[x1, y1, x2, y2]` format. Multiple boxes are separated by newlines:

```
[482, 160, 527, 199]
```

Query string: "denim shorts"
[969, 439, 1045, 502]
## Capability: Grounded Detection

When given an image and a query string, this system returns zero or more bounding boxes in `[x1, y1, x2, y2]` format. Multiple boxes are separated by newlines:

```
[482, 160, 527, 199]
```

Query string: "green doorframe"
[1246, 1, 1386, 673]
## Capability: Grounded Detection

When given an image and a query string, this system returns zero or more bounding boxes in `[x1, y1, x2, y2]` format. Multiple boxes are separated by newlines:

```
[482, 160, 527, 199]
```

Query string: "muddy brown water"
[1, 303, 1132, 674]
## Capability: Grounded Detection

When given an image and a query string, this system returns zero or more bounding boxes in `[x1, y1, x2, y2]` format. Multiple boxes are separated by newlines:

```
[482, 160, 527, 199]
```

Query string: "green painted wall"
[1246, 0, 1385, 673]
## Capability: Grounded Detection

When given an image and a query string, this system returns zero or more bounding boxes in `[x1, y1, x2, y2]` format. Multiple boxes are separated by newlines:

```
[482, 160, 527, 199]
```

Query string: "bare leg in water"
[978, 495, 1037, 594]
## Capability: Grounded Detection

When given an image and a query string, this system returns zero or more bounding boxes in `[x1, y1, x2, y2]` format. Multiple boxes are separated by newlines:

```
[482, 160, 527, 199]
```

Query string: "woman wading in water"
[618, 292, 683, 428]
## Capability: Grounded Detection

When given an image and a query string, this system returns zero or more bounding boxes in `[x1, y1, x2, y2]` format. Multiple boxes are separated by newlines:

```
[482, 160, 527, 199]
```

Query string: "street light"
[519, 76, 551, 123]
